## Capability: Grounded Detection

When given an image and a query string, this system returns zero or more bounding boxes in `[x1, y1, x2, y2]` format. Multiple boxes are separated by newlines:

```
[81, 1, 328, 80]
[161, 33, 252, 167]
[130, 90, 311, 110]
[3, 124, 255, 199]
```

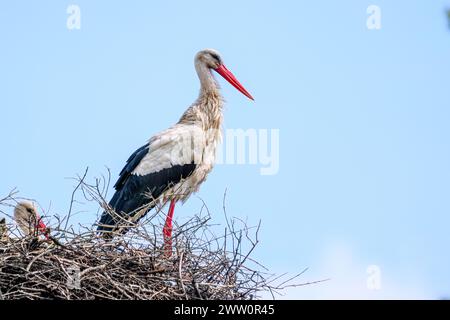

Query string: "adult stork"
[14, 202, 49, 238]
[97, 49, 253, 251]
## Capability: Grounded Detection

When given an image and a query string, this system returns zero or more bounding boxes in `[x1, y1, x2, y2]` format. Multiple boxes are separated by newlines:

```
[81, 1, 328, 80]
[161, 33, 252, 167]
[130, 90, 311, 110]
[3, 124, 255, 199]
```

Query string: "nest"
[0, 230, 261, 300]
[0, 172, 315, 300]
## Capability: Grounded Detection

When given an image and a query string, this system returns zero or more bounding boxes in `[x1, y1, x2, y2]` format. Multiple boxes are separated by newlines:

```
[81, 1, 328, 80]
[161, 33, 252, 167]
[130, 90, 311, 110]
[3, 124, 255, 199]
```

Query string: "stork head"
[195, 49, 254, 101]
[14, 201, 48, 238]
[195, 49, 223, 69]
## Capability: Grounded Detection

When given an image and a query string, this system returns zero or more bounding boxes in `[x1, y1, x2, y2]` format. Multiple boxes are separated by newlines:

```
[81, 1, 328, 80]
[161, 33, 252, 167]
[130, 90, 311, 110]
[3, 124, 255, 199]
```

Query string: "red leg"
[163, 200, 176, 256]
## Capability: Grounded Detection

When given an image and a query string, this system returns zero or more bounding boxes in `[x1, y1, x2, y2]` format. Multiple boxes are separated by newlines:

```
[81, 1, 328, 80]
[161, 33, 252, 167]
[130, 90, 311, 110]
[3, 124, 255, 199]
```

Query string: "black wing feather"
[113, 143, 149, 191]
[97, 143, 196, 233]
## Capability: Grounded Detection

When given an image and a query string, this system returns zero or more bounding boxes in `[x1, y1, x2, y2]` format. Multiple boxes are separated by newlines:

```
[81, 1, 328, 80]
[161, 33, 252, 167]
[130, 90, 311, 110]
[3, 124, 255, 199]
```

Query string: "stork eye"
[210, 53, 220, 63]
[26, 208, 33, 214]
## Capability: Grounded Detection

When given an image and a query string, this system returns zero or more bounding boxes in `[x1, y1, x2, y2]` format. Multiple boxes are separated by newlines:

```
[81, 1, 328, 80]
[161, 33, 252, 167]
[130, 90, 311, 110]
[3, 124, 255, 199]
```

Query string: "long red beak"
[214, 64, 254, 101]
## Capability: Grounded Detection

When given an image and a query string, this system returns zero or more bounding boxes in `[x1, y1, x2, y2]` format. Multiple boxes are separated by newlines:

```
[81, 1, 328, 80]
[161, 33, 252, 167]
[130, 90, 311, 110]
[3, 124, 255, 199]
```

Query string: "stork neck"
[196, 63, 220, 97]
[179, 62, 223, 129]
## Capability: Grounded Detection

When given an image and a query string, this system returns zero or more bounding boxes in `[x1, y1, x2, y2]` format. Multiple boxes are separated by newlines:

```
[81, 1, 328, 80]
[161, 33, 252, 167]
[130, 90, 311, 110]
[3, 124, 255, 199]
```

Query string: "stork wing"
[98, 125, 203, 232]
[113, 143, 149, 191]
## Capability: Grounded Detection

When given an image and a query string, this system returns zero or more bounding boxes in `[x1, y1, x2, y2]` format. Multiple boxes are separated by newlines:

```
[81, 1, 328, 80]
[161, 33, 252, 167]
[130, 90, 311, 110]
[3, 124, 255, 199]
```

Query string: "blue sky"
[1, 1, 450, 299]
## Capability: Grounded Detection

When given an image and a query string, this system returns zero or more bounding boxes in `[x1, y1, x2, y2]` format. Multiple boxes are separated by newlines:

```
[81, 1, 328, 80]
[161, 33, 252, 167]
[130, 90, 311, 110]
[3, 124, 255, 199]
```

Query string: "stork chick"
[14, 202, 49, 238]
[97, 49, 254, 255]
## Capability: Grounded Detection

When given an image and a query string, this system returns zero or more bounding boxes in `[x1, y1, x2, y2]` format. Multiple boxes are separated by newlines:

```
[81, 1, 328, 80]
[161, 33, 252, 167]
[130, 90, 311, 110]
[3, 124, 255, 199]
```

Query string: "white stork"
[14, 202, 49, 238]
[97, 49, 253, 252]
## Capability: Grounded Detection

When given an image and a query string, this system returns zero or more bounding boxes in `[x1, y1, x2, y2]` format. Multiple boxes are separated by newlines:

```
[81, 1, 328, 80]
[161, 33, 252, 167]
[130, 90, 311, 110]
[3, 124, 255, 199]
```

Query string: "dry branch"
[0, 171, 319, 300]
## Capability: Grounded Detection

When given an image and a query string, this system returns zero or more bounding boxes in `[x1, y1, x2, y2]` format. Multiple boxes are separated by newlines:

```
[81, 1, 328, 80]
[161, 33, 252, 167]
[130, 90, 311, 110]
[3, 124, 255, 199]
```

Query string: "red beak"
[214, 64, 254, 101]
[36, 217, 49, 239]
